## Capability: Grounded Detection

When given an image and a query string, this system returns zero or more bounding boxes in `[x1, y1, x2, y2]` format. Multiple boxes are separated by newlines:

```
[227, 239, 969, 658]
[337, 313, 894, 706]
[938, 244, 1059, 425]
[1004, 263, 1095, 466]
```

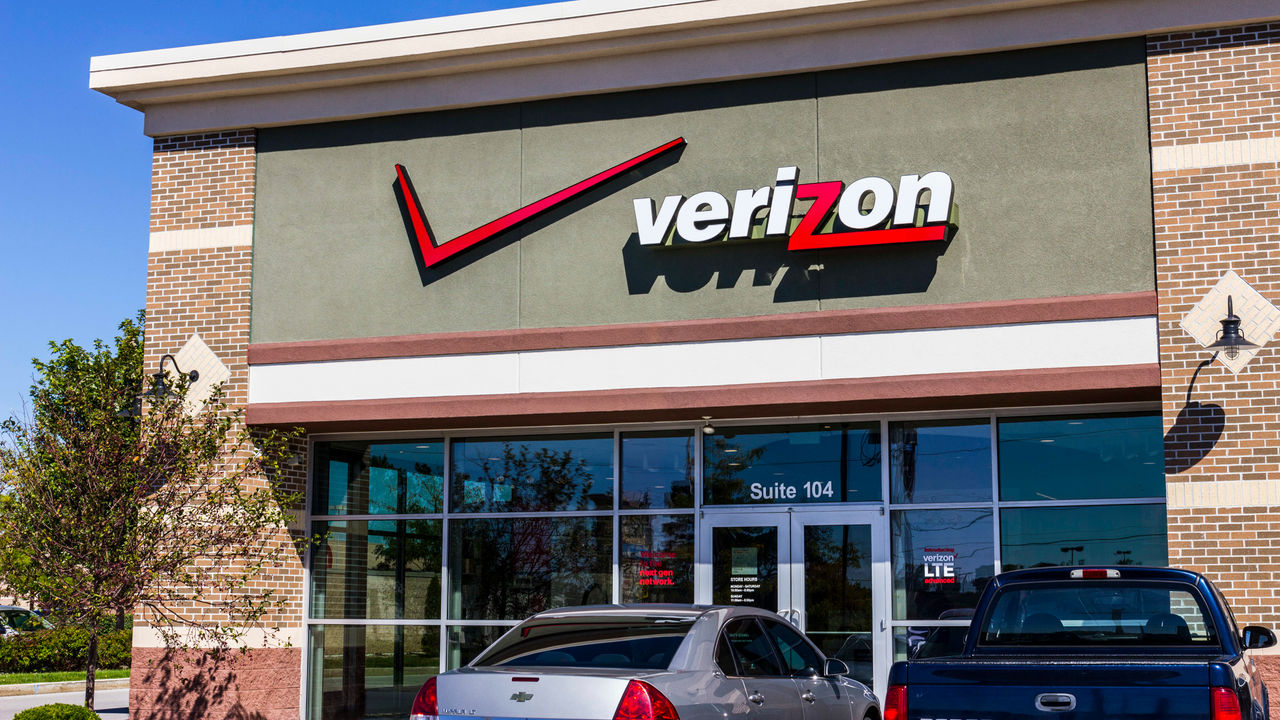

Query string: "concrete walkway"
[0, 678, 129, 697]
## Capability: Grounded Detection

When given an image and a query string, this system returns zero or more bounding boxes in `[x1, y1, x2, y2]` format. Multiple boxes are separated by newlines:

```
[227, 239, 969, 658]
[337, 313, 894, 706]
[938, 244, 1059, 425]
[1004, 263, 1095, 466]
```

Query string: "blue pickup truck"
[885, 566, 1275, 720]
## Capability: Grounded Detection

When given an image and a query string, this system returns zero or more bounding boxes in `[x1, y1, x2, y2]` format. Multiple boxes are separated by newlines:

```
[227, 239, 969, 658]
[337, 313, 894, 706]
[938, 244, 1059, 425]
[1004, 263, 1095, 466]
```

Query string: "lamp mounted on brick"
[1179, 271, 1280, 375]
[1205, 296, 1259, 361]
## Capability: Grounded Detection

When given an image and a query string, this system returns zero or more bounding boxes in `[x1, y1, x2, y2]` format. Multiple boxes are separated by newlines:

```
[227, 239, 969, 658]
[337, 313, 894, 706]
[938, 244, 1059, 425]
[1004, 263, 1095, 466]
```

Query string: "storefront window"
[620, 514, 694, 603]
[313, 441, 444, 515]
[446, 625, 512, 670]
[451, 434, 613, 512]
[307, 624, 439, 720]
[447, 517, 612, 620]
[309, 520, 442, 620]
[1001, 504, 1168, 570]
[621, 431, 694, 509]
[890, 420, 991, 504]
[704, 424, 881, 505]
[891, 508, 994, 620]
[998, 413, 1164, 501]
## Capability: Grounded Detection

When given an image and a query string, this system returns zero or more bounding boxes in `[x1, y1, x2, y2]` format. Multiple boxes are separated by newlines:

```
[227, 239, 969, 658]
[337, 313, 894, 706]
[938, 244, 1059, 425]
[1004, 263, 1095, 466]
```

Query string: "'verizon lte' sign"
[394, 137, 954, 270]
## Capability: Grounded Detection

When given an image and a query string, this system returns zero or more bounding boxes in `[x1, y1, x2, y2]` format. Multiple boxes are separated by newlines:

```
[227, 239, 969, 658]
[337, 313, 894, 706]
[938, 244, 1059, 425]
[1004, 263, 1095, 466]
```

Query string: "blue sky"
[0, 0, 543, 421]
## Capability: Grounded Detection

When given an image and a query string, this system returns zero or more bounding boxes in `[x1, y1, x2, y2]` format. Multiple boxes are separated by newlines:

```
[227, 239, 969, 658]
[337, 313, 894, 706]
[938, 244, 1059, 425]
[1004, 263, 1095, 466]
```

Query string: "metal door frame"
[697, 508, 890, 700]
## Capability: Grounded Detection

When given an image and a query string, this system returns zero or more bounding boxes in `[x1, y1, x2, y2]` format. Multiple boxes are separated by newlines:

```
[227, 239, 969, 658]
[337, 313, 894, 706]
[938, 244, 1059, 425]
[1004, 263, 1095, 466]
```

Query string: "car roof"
[0, 606, 33, 612]
[526, 604, 776, 620]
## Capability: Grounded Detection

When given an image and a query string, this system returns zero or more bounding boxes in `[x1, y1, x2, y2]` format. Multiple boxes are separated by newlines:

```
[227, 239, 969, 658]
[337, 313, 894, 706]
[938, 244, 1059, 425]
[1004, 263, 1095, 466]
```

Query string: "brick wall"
[137, 129, 305, 719]
[1149, 22, 1280, 705]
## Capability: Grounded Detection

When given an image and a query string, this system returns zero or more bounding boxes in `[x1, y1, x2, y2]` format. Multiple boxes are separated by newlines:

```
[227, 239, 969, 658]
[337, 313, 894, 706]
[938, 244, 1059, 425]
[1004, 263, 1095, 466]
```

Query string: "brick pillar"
[1149, 24, 1280, 708]
[131, 130, 305, 720]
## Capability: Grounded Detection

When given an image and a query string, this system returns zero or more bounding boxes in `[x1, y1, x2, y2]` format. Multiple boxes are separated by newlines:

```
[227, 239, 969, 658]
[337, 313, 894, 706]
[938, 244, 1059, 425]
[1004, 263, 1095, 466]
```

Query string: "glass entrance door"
[698, 510, 888, 699]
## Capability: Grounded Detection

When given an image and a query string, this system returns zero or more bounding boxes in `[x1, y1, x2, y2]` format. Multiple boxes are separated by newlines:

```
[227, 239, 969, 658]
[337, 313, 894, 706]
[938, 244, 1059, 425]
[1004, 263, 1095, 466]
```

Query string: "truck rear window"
[473, 615, 696, 669]
[978, 582, 1218, 647]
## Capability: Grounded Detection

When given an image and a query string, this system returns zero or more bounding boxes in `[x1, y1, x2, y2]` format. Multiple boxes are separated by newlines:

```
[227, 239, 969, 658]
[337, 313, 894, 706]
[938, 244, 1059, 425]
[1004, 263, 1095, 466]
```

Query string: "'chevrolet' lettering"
[633, 168, 954, 250]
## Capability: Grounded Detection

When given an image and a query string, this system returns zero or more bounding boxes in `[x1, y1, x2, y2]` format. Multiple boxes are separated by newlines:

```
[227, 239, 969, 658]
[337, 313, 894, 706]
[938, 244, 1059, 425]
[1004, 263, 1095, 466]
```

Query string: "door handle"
[801, 692, 816, 704]
[747, 692, 765, 705]
[1035, 693, 1076, 712]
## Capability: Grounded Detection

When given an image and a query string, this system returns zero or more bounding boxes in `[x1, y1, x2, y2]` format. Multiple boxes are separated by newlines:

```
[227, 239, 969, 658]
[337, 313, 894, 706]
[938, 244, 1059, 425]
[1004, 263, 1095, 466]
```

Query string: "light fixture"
[116, 354, 200, 418]
[1206, 295, 1259, 360]
[701, 416, 715, 435]
[149, 354, 200, 399]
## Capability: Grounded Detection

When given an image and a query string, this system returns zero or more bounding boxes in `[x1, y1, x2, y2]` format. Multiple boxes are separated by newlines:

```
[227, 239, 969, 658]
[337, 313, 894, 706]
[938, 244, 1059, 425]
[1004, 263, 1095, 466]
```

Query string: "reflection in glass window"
[309, 520, 442, 620]
[448, 517, 612, 620]
[306, 624, 439, 720]
[891, 509, 994, 621]
[703, 424, 881, 505]
[313, 440, 444, 515]
[621, 431, 694, 509]
[446, 625, 513, 670]
[451, 434, 613, 512]
[620, 515, 694, 603]
[1000, 504, 1168, 571]
[804, 524, 873, 686]
[998, 413, 1164, 501]
[891, 420, 991, 503]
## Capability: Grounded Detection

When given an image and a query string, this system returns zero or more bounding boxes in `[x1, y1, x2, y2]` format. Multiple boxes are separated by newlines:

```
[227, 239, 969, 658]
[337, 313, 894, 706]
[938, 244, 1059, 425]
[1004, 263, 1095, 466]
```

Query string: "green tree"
[0, 313, 303, 709]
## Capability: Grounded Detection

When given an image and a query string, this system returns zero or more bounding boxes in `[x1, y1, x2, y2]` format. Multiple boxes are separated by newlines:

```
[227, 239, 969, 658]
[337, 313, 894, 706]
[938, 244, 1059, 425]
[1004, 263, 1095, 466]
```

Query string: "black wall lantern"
[117, 354, 200, 418]
[1206, 295, 1259, 360]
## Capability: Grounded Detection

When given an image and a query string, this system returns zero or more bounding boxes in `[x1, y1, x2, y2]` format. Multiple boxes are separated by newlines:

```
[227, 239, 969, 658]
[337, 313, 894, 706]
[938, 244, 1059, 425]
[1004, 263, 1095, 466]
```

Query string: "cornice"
[89, 0, 1280, 136]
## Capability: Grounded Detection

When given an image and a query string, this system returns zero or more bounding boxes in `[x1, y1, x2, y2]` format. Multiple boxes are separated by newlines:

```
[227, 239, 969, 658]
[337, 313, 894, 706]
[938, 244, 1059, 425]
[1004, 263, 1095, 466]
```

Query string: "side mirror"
[1241, 626, 1277, 650]
[824, 658, 850, 677]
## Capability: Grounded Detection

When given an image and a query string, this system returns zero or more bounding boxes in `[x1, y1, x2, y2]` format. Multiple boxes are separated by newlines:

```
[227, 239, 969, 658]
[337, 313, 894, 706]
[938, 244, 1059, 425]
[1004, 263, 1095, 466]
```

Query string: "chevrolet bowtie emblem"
[510, 692, 534, 703]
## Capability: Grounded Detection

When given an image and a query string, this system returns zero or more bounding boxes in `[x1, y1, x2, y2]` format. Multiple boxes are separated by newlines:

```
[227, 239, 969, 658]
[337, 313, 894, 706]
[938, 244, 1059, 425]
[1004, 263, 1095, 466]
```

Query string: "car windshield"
[978, 582, 1218, 647]
[0, 610, 46, 631]
[474, 615, 697, 669]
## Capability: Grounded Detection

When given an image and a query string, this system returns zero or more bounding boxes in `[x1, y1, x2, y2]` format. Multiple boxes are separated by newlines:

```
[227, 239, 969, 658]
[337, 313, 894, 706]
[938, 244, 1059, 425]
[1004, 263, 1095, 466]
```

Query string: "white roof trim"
[88, 0, 1280, 136]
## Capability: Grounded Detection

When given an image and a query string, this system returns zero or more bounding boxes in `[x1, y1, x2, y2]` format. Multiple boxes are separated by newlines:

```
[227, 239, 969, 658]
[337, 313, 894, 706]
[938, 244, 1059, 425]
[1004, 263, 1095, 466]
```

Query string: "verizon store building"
[91, 1, 1280, 717]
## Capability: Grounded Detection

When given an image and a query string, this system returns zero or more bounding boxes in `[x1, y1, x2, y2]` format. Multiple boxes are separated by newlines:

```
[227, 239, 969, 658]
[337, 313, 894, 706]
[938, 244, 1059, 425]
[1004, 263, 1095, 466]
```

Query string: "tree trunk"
[85, 627, 98, 710]
[115, 607, 126, 630]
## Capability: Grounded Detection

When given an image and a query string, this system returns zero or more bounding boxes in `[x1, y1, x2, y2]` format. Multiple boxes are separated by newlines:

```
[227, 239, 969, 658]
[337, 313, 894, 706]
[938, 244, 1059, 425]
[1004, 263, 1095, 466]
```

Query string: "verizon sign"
[395, 136, 954, 270]
[634, 166, 955, 250]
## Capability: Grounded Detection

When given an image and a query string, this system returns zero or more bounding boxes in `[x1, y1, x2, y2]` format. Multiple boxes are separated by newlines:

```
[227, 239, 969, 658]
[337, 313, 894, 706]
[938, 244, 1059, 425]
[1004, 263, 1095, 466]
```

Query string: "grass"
[0, 669, 130, 685]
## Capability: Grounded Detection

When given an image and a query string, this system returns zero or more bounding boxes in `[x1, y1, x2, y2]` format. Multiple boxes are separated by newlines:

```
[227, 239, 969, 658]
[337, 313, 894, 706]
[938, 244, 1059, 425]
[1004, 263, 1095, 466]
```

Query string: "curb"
[0, 677, 130, 697]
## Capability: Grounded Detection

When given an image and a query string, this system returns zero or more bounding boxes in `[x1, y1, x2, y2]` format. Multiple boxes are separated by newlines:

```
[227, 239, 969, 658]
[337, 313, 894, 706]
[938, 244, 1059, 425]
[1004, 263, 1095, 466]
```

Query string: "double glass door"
[697, 510, 888, 699]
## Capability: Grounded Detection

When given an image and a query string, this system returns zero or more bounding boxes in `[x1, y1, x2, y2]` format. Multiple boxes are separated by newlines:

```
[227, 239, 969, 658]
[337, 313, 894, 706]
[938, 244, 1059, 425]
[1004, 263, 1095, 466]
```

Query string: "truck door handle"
[1035, 693, 1077, 712]
[801, 692, 816, 703]
[747, 692, 765, 705]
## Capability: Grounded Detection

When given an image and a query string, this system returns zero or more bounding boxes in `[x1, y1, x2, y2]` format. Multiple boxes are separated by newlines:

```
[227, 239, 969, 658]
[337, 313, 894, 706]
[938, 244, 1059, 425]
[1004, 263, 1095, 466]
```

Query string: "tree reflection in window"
[449, 517, 612, 620]
[451, 435, 612, 512]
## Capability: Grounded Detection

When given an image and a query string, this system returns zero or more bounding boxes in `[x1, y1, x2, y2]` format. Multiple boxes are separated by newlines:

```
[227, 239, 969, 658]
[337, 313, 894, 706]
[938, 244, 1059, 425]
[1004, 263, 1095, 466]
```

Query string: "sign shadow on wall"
[620, 230, 951, 302]
[394, 146, 686, 285]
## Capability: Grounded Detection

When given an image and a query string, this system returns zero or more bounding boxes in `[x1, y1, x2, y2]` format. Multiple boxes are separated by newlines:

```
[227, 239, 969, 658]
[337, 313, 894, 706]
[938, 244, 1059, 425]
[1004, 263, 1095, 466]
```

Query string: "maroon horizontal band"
[246, 363, 1160, 433]
[249, 290, 1155, 365]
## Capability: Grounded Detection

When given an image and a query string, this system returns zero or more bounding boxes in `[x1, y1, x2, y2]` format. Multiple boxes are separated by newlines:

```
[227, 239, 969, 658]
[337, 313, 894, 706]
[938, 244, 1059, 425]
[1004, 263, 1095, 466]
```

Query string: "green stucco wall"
[252, 39, 1153, 343]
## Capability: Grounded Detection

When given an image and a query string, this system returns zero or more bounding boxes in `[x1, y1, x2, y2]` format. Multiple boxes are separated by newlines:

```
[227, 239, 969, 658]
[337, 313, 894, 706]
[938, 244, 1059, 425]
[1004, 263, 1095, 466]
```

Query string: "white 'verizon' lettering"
[633, 195, 682, 246]
[676, 190, 730, 242]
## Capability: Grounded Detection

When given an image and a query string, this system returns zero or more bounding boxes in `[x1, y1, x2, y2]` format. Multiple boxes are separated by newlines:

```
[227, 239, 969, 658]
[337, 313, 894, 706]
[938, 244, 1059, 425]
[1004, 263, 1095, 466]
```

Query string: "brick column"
[1149, 24, 1280, 706]
[131, 130, 306, 720]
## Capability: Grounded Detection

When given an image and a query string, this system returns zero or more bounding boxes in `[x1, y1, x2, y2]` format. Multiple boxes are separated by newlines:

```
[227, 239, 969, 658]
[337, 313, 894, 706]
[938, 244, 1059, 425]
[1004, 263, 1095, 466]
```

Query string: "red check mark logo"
[395, 137, 686, 269]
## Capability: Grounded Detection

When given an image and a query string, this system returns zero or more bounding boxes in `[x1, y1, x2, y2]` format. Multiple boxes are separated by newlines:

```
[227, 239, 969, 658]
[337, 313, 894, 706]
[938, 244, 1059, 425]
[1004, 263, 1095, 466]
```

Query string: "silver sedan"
[410, 605, 880, 720]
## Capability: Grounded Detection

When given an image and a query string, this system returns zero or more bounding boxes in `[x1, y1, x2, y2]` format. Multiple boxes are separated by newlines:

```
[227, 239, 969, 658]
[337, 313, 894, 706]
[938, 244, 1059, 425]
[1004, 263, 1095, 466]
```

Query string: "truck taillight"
[410, 676, 438, 719]
[1211, 687, 1240, 720]
[614, 680, 679, 720]
[884, 684, 907, 720]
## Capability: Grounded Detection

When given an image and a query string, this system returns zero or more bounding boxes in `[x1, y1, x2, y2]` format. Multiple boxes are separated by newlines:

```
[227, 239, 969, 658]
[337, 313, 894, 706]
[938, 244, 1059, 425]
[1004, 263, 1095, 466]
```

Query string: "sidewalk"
[0, 678, 129, 697]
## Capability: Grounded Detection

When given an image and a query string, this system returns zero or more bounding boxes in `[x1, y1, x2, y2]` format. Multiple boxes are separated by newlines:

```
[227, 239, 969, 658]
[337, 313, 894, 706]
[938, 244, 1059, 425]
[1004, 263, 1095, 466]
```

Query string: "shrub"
[13, 704, 101, 720]
[0, 628, 131, 673]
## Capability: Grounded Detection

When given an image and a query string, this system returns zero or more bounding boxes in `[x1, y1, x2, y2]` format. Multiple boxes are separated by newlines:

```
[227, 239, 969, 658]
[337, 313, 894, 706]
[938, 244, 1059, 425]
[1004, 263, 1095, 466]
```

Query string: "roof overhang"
[90, 0, 1280, 136]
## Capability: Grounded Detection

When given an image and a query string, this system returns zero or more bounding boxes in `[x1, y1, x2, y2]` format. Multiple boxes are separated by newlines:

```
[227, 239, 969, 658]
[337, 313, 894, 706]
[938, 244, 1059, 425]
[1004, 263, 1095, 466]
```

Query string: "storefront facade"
[90, 1, 1280, 717]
